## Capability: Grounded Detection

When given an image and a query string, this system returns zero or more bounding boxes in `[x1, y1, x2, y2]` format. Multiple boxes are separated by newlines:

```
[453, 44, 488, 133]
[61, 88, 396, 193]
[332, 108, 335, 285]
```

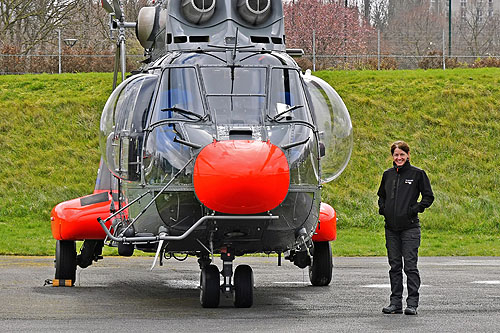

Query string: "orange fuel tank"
[50, 191, 116, 240]
[312, 202, 337, 242]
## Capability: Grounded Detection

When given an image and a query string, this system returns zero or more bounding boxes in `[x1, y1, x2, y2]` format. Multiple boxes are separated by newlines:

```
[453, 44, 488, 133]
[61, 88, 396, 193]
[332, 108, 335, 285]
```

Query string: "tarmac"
[1, 255, 499, 332]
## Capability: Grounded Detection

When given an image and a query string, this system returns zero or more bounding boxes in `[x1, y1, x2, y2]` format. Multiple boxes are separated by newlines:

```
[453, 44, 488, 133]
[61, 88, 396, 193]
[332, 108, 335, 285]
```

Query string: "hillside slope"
[317, 68, 500, 235]
[0, 69, 498, 255]
[0, 73, 112, 254]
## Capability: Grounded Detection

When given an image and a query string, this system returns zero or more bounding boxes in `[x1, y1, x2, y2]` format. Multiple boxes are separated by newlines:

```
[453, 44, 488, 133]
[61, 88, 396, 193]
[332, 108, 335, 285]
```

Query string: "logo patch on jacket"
[405, 179, 414, 185]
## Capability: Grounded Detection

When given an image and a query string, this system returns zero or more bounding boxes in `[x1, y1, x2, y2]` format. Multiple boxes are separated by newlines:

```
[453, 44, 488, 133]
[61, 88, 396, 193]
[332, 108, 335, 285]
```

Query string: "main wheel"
[200, 264, 220, 308]
[55, 240, 77, 283]
[309, 241, 333, 286]
[233, 264, 253, 308]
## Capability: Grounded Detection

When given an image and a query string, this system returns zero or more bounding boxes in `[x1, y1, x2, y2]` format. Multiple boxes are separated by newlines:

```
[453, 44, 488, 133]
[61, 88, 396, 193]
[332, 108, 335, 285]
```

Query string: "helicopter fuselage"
[103, 50, 321, 256]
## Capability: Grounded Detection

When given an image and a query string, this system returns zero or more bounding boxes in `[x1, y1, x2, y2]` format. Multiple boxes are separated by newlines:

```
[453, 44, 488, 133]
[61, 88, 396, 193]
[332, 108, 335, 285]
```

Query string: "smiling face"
[392, 147, 409, 167]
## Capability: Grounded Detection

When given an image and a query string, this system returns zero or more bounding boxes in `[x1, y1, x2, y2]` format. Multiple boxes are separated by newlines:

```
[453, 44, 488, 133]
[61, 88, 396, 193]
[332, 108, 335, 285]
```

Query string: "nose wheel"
[198, 248, 254, 308]
[200, 264, 220, 308]
[233, 264, 253, 308]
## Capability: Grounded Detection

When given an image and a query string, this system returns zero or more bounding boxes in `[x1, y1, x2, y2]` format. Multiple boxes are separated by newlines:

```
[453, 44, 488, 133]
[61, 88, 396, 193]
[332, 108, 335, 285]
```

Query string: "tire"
[200, 264, 220, 308]
[233, 264, 253, 308]
[309, 241, 333, 286]
[55, 240, 77, 282]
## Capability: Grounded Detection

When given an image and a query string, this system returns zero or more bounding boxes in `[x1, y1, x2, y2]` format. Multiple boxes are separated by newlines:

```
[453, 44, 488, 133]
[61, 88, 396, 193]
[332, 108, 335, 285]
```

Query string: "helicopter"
[50, 0, 353, 308]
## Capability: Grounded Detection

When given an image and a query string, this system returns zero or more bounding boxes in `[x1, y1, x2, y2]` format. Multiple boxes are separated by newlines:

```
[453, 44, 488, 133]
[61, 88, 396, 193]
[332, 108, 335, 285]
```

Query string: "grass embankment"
[0, 69, 499, 256]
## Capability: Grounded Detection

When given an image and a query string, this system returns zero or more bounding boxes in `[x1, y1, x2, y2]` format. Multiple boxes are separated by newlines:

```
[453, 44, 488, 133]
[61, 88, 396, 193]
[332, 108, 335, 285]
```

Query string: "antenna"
[232, 28, 239, 61]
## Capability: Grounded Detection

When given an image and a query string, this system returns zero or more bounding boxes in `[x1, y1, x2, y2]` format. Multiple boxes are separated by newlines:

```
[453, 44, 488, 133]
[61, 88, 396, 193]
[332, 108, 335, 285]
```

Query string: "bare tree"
[284, 0, 374, 54]
[384, 3, 445, 56]
[0, 0, 80, 53]
[455, 0, 499, 56]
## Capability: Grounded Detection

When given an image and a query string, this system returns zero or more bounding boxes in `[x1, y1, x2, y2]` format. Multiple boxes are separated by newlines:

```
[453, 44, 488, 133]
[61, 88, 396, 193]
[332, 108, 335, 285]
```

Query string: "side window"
[105, 75, 158, 180]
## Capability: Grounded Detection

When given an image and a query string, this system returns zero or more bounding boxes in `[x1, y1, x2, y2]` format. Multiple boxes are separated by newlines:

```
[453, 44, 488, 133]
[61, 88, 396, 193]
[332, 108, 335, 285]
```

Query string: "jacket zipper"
[394, 172, 400, 219]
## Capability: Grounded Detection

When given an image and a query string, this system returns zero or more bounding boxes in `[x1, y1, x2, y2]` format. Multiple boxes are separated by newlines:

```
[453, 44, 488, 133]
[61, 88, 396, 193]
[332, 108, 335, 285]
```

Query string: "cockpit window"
[152, 67, 204, 122]
[201, 67, 266, 124]
[269, 68, 309, 121]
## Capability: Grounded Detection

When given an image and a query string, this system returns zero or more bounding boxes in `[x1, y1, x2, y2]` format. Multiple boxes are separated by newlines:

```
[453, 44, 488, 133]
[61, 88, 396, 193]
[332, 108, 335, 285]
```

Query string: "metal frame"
[98, 215, 279, 243]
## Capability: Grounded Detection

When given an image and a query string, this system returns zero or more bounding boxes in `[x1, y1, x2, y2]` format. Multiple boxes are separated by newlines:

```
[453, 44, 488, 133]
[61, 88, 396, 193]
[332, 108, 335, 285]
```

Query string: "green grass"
[0, 69, 499, 256]
[317, 68, 500, 237]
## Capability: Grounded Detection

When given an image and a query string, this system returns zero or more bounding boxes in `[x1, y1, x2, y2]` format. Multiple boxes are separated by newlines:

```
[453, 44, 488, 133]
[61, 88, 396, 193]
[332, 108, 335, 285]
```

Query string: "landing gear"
[309, 241, 333, 286]
[234, 264, 253, 308]
[117, 226, 135, 257]
[200, 264, 220, 308]
[198, 247, 255, 308]
[55, 240, 77, 283]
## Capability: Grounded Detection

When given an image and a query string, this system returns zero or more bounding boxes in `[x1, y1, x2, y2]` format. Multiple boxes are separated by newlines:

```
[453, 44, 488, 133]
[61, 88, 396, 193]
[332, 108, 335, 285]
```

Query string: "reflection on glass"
[303, 72, 353, 183]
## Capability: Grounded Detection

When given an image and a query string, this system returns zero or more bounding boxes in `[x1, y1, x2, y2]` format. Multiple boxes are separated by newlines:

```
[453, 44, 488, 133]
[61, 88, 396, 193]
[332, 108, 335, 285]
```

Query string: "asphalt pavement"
[1, 255, 499, 332]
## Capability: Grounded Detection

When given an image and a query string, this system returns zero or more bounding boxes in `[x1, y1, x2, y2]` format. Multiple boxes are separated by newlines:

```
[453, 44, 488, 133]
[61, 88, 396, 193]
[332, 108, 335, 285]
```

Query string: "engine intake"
[236, 0, 272, 25]
[181, 0, 216, 25]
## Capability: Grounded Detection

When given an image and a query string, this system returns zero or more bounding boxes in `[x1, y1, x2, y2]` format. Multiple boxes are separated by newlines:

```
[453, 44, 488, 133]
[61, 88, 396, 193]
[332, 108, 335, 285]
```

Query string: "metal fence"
[1, 52, 500, 74]
[0, 54, 145, 75]
[301, 54, 500, 71]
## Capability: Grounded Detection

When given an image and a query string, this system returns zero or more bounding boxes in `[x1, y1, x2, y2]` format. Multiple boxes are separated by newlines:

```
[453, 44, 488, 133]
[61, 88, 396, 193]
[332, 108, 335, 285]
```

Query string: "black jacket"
[377, 160, 434, 231]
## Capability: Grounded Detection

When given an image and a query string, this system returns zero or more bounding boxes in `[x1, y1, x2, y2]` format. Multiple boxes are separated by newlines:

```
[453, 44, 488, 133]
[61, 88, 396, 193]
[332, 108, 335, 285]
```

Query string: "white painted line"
[471, 280, 500, 285]
[362, 284, 391, 288]
[362, 284, 431, 288]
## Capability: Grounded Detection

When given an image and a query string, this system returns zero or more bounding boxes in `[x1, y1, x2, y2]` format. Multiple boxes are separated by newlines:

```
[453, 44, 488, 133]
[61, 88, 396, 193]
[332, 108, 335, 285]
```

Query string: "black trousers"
[385, 227, 421, 308]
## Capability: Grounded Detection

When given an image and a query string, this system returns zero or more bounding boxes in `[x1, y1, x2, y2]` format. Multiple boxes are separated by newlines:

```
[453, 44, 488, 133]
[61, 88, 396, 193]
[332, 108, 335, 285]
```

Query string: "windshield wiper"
[161, 106, 206, 121]
[268, 104, 304, 122]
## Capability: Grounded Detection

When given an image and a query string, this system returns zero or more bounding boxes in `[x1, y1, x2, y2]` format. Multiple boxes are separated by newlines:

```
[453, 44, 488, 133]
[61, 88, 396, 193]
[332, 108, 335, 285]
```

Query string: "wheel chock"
[51, 279, 74, 287]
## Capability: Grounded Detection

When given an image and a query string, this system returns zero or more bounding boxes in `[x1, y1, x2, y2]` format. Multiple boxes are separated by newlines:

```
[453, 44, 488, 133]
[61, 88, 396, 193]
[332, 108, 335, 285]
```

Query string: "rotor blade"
[101, 0, 114, 14]
[120, 38, 126, 82]
[112, 0, 123, 19]
[112, 43, 120, 90]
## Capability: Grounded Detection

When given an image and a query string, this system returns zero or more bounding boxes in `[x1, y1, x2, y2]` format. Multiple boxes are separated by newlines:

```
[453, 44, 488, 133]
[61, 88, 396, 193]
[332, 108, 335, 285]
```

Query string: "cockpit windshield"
[151, 67, 204, 124]
[150, 61, 311, 127]
[201, 67, 266, 125]
[269, 68, 309, 122]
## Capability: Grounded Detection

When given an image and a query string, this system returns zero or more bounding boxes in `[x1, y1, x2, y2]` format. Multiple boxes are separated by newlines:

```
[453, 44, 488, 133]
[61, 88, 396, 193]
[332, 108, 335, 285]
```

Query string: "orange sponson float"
[312, 202, 337, 242]
[50, 191, 117, 241]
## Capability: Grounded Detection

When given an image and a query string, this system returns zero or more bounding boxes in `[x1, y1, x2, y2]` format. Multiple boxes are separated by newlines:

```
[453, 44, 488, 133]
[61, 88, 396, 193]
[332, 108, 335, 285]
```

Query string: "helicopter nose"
[194, 140, 290, 214]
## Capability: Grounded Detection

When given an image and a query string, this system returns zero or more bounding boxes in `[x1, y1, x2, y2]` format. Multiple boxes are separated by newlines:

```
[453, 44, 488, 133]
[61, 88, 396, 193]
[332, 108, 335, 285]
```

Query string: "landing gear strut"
[198, 247, 254, 308]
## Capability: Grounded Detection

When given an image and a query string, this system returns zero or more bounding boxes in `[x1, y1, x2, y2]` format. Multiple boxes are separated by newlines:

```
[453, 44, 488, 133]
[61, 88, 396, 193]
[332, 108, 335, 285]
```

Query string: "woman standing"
[377, 141, 434, 315]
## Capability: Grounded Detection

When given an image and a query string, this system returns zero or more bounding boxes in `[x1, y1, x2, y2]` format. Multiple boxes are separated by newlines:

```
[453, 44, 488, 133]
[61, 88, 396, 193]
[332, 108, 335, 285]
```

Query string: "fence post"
[442, 29, 446, 70]
[377, 29, 381, 71]
[312, 29, 316, 72]
[57, 29, 61, 74]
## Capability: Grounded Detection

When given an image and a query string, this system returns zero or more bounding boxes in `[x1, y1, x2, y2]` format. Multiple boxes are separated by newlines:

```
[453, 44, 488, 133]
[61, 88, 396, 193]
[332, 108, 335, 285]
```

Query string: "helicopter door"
[112, 75, 157, 181]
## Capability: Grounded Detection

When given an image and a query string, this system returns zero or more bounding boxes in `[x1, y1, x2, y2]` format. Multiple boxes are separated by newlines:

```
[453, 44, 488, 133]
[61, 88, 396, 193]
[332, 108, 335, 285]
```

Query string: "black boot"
[382, 304, 403, 314]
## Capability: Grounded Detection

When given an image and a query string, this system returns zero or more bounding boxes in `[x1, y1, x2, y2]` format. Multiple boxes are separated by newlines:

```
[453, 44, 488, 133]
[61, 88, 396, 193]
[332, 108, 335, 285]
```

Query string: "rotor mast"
[102, 0, 136, 89]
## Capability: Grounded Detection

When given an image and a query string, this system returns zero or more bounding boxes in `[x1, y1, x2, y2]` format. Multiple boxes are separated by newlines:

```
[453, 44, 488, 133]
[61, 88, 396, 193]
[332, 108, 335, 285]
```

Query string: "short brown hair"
[391, 141, 410, 155]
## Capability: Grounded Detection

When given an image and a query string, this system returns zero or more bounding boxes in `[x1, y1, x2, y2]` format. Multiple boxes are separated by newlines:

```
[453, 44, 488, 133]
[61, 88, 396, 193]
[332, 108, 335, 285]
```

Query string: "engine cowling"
[136, 6, 167, 49]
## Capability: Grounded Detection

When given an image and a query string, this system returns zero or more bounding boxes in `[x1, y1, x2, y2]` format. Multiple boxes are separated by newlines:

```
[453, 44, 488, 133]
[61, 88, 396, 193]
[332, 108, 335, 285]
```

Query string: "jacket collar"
[393, 160, 410, 173]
